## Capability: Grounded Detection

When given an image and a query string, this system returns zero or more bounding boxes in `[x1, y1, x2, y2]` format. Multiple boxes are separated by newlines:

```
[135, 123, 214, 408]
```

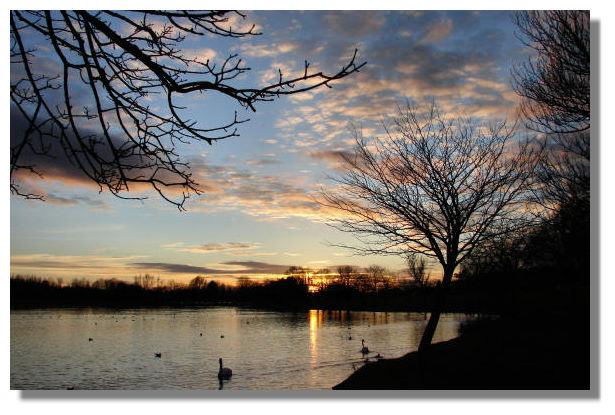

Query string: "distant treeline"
[10, 261, 585, 313]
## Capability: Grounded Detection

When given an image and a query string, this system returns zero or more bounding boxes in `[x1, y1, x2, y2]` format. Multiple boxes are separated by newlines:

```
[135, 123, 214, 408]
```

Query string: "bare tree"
[336, 265, 356, 287]
[365, 264, 387, 292]
[406, 252, 429, 286]
[10, 10, 365, 208]
[321, 102, 540, 350]
[511, 10, 590, 134]
[512, 11, 590, 277]
[189, 275, 207, 289]
[534, 132, 590, 212]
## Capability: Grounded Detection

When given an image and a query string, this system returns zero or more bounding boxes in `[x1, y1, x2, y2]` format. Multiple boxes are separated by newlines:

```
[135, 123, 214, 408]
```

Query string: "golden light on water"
[308, 309, 323, 367]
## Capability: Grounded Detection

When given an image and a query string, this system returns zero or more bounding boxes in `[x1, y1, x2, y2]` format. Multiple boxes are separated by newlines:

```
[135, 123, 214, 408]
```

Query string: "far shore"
[11, 272, 569, 315]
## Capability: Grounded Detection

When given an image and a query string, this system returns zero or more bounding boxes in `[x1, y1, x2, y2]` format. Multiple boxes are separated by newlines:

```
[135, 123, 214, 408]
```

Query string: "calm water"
[11, 307, 474, 390]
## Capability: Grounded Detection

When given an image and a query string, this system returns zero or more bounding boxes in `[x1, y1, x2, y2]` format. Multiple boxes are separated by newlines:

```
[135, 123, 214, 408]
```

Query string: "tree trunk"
[418, 308, 441, 352]
[418, 268, 453, 352]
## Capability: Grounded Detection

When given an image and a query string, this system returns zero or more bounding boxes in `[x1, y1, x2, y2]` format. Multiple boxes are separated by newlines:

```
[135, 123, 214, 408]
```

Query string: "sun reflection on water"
[308, 310, 323, 367]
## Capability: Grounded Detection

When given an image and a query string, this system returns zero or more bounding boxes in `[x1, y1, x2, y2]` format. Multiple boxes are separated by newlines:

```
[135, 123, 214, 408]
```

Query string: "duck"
[154, 352, 162, 358]
[218, 358, 232, 380]
[88, 338, 93, 342]
[361, 339, 369, 354]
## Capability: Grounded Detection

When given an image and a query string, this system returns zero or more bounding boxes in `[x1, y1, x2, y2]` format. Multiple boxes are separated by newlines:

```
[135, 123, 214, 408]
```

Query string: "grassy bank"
[334, 298, 590, 389]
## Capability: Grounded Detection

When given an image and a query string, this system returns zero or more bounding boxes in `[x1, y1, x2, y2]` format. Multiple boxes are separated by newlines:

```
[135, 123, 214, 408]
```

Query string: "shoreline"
[9, 301, 500, 315]
[333, 314, 589, 390]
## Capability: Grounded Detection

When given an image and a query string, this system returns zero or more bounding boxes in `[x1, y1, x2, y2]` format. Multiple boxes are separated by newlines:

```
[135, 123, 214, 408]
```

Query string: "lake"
[11, 307, 476, 390]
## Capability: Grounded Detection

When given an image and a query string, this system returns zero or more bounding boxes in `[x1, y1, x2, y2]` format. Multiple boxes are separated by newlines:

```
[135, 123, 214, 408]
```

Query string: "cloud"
[12, 253, 294, 279]
[163, 242, 261, 254]
[130, 260, 291, 275]
[240, 41, 299, 58]
[44, 194, 110, 209]
[268, 13, 521, 162]
[323, 11, 386, 37]
[182, 47, 217, 63]
[245, 156, 282, 167]
[191, 164, 340, 221]
[307, 150, 354, 170]
[11, 11, 524, 226]
[11, 254, 146, 278]
[10, 108, 191, 202]
[421, 18, 454, 43]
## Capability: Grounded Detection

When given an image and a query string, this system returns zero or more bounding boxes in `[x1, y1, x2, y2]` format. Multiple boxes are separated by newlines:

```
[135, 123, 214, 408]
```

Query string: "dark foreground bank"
[334, 304, 590, 389]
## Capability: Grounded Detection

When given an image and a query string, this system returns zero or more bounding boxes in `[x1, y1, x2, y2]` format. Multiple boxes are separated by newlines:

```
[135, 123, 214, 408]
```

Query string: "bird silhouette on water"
[218, 358, 232, 380]
[154, 352, 162, 358]
[361, 339, 369, 354]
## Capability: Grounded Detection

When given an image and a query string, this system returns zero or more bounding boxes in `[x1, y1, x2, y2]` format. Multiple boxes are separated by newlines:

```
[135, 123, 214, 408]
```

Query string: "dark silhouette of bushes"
[10, 272, 517, 313]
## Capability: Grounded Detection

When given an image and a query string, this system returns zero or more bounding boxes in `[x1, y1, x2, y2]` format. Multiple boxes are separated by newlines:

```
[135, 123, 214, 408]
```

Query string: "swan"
[361, 339, 369, 354]
[218, 358, 232, 380]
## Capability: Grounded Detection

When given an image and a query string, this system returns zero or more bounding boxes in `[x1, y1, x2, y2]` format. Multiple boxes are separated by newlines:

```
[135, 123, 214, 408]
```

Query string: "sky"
[10, 10, 530, 283]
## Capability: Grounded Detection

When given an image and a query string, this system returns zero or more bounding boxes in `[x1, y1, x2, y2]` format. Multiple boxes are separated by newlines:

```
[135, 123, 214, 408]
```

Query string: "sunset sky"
[10, 10, 529, 283]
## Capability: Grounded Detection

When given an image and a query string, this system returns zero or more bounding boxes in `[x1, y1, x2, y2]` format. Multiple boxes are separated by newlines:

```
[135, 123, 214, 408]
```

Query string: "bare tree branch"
[10, 10, 366, 209]
[320, 101, 541, 284]
[511, 10, 590, 134]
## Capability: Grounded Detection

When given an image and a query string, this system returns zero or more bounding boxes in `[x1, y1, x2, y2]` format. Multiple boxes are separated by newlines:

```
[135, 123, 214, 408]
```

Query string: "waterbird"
[361, 339, 369, 354]
[348, 335, 352, 340]
[218, 358, 232, 380]
[154, 352, 162, 358]
[88, 338, 93, 342]
[220, 335, 225, 338]
[200, 333, 203, 337]
[375, 353, 382, 359]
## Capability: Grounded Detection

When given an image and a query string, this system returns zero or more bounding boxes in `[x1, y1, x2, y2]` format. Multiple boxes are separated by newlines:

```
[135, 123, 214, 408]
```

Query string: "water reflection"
[11, 307, 476, 390]
[308, 310, 319, 367]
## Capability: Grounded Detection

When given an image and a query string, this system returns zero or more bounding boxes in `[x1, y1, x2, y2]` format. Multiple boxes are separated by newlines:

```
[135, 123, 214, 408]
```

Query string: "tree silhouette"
[10, 10, 365, 208]
[321, 101, 540, 350]
[512, 11, 590, 277]
[406, 253, 429, 286]
[511, 10, 590, 134]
